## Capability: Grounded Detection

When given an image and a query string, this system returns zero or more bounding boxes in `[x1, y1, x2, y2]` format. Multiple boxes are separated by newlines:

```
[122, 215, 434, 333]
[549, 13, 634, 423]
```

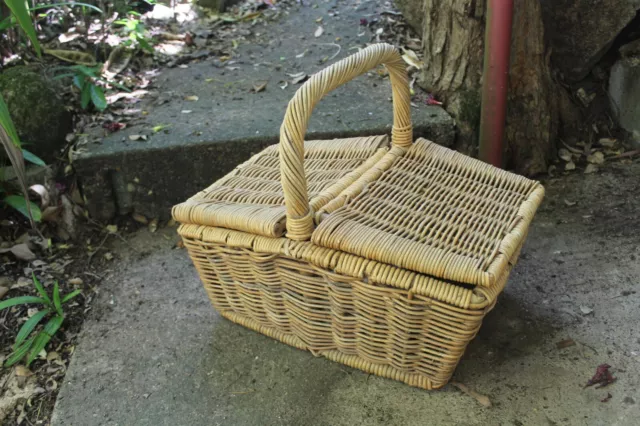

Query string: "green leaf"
[81, 84, 91, 109]
[90, 85, 107, 111]
[0, 296, 46, 311]
[61, 289, 82, 304]
[4, 195, 42, 222]
[53, 282, 63, 316]
[32, 273, 51, 305]
[138, 38, 154, 53]
[27, 315, 63, 365]
[5, 0, 41, 56]
[4, 335, 36, 367]
[0, 15, 16, 31]
[22, 149, 45, 166]
[73, 74, 85, 89]
[0, 93, 20, 147]
[14, 309, 49, 349]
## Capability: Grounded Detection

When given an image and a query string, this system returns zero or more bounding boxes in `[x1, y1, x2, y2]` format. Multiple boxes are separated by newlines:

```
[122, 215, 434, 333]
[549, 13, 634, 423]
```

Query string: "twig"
[87, 233, 110, 264]
[450, 381, 492, 408]
[608, 149, 640, 160]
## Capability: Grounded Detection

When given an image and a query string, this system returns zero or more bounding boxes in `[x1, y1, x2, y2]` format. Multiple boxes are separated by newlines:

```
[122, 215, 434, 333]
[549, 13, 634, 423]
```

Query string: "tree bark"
[419, 0, 559, 175]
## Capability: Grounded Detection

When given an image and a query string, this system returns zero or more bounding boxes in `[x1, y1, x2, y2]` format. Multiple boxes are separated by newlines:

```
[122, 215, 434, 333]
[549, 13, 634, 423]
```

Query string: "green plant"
[55, 64, 131, 111]
[0, 93, 43, 224]
[3, 0, 41, 56]
[0, 274, 81, 367]
[114, 13, 154, 53]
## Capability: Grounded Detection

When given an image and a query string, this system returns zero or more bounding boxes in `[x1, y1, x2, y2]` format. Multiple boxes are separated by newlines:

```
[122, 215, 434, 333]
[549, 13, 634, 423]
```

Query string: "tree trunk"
[419, 0, 559, 175]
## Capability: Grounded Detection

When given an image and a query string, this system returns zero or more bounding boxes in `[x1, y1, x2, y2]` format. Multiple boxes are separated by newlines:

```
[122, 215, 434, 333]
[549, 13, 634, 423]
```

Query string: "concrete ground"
[75, 0, 453, 221]
[51, 160, 640, 426]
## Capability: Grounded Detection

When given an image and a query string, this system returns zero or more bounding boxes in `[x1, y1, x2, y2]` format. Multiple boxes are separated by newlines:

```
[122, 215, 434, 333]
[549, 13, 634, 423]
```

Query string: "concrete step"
[74, 2, 454, 221]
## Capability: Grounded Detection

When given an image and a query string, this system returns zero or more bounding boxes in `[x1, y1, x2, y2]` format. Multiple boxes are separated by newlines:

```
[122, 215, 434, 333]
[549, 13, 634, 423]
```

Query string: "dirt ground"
[50, 159, 640, 426]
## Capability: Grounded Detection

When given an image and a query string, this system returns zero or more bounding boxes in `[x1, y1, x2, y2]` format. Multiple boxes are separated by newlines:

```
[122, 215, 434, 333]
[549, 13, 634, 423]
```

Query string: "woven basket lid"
[311, 138, 545, 288]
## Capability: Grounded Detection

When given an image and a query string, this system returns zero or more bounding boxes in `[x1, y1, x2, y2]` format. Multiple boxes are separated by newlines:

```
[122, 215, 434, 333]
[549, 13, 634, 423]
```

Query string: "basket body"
[177, 225, 521, 390]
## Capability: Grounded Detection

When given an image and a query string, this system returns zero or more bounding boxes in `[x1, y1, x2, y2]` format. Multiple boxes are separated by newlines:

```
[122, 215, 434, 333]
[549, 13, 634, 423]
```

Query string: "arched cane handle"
[279, 43, 413, 241]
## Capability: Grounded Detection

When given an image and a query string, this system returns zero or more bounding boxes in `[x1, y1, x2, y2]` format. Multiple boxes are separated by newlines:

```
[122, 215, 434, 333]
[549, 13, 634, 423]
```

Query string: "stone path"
[52, 160, 640, 425]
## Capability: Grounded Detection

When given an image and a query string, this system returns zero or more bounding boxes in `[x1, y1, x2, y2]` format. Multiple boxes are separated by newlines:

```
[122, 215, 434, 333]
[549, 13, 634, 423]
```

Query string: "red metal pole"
[478, 0, 514, 167]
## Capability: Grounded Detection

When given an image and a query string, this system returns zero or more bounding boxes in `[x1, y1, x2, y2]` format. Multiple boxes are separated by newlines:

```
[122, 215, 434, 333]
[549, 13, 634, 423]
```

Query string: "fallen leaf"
[128, 134, 148, 141]
[133, 213, 148, 224]
[565, 161, 576, 171]
[587, 151, 605, 164]
[148, 218, 159, 233]
[580, 305, 594, 315]
[564, 199, 576, 207]
[68, 277, 83, 286]
[585, 364, 616, 388]
[104, 46, 133, 78]
[598, 138, 617, 148]
[184, 95, 199, 101]
[29, 184, 50, 208]
[288, 72, 308, 84]
[451, 381, 491, 408]
[12, 276, 31, 289]
[252, 81, 268, 92]
[0, 286, 8, 299]
[584, 164, 598, 174]
[104, 252, 114, 261]
[46, 351, 60, 362]
[558, 148, 572, 162]
[376, 28, 384, 35]
[0, 244, 36, 261]
[106, 224, 118, 234]
[314, 26, 324, 37]
[601, 393, 613, 403]
[295, 50, 307, 58]
[44, 49, 97, 66]
[15, 366, 32, 377]
[401, 49, 423, 69]
[152, 124, 171, 133]
[279, 81, 289, 90]
[556, 338, 576, 349]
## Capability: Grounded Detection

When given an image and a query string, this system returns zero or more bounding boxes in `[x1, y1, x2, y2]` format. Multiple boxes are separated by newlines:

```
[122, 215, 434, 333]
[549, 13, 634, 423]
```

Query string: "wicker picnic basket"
[173, 43, 544, 389]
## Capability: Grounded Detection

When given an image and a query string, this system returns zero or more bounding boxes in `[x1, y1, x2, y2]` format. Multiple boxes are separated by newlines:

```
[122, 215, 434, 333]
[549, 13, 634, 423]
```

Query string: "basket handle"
[279, 43, 413, 241]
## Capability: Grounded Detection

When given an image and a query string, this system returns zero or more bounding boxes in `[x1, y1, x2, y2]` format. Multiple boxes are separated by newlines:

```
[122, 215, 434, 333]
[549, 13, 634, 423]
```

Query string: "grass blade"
[0, 296, 46, 311]
[29, 2, 104, 14]
[53, 282, 63, 316]
[5, 0, 41, 56]
[32, 273, 51, 305]
[14, 309, 49, 349]
[4, 335, 36, 367]
[27, 315, 64, 365]
[61, 289, 82, 303]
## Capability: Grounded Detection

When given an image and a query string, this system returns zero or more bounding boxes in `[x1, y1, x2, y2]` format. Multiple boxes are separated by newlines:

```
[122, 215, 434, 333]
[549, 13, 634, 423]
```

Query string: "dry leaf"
[12, 277, 31, 289]
[104, 46, 133, 78]
[128, 134, 148, 141]
[565, 161, 576, 171]
[29, 184, 50, 208]
[133, 213, 148, 224]
[314, 26, 324, 37]
[0, 244, 36, 261]
[279, 81, 289, 90]
[44, 49, 97, 66]
[106, 224, 118, 234]
[556, 338, 576, 349]
[598, 138, 617, 148]
[184, 95, 199, 101]
[0, 286, 8, 299]
[148, 218, 159, 233]
[587, 151, 605, 164]
[584, 164, 598, 174]
[558, 148, 572, 162]
[46, 351, 60, 362]
[104, 252, 114, 261]
[69, 277, 83, 286]
[252, 81, 268, 92]
[401, 49, 423, 69]
[15, 366, 32, 377]
[288, 72, 308, 84]
[564, 199, 577, 206]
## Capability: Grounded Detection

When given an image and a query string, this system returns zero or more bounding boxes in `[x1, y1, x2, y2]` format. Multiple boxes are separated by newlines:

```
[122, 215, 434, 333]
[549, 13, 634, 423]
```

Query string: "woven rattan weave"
[174, 43, 544, 389]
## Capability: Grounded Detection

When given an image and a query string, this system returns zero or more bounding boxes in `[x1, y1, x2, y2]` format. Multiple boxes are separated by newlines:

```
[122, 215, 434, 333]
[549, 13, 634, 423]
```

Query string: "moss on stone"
[0, 66, 72, 161]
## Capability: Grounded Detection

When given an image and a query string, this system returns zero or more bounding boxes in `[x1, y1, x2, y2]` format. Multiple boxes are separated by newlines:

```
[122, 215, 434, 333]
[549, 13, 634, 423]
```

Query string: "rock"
[540, 0, 640, 81]
[393, 0, 424, 34]
[609, 56, 640, 141]
[0, 66, 72, 162]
